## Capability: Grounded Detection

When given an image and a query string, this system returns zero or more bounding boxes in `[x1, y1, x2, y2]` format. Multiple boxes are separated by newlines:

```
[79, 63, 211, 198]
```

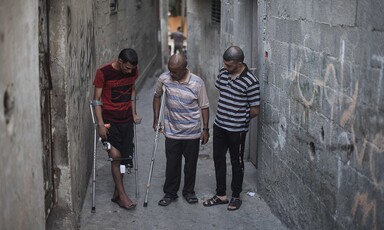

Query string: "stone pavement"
[79, 75, 286, 230]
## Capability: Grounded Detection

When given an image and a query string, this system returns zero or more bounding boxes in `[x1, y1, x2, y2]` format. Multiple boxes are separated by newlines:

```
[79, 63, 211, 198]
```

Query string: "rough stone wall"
[47, 0, 162, 228]
[257, 1, 384, 229]
[0, 1, 45, 229]
[93, 0, 161, 88]
[187, 0, 221, 112]
[47, 0, 96, 228]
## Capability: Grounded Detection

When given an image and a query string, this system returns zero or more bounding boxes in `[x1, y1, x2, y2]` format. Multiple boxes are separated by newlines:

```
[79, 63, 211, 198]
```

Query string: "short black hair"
[223, 46, 244, 62]
[118, 48, 138, 65]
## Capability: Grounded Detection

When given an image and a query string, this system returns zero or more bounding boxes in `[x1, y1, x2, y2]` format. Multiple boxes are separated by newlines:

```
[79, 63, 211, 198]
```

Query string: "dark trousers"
[213, 124, 246, 198]
[106, 120, 134, 166]
[163, 137, 200, 198]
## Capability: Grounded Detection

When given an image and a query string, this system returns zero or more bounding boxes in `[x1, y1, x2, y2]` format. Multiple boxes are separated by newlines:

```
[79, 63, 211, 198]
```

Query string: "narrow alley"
[78, 75, 286, 230]
[2, 1, 384, 229]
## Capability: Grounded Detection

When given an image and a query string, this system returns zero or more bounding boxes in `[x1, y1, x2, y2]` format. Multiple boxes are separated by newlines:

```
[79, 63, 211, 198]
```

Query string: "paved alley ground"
[79, 74, 286, 230]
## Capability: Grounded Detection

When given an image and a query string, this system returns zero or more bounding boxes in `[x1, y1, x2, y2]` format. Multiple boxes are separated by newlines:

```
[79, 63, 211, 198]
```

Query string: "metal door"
[38, 0, 55, 218]
[248, 1, 259, 167]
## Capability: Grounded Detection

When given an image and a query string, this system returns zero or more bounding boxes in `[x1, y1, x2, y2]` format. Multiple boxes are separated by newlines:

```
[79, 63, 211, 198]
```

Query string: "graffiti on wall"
[277, 37, 384, 229]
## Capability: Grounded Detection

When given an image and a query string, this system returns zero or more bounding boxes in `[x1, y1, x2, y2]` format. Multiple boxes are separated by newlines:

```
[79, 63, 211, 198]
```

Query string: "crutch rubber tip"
[143, 202, 148, 207]
[91, 207, 96, 213]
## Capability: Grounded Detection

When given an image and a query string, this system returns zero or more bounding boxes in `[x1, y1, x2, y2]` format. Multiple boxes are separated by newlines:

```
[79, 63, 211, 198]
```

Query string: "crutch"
[89, 100, 102, 213]
[143, 87, 166, 207]
[134, 123, 139, 198]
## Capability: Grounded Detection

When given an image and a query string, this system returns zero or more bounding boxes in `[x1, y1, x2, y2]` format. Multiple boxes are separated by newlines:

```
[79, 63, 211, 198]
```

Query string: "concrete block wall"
[187, 0, 222, 113]
[0, 1, 45, 229]
[257, 0, 384, 229]
[94, 0, 162, 88]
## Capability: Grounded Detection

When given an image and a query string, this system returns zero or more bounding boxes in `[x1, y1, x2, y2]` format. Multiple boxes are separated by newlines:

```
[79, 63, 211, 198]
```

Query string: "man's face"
[223, 60, 241, 74]
[119, 59, 136, 74]
[168, 64, 187, 81]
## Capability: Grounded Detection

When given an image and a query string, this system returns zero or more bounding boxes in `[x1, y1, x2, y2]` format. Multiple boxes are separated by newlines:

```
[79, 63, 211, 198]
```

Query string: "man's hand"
[200, 130, 209, 145]
[133, 114, 142, 124]
[98, 124, 109, 140]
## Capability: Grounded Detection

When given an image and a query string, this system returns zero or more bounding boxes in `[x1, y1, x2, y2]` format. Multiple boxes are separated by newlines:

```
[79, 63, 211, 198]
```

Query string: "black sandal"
[184, 194, 198, 204]
[158, 195, 176, 206]
[227, 197, 242, 211]
[203, 195, 229, 207]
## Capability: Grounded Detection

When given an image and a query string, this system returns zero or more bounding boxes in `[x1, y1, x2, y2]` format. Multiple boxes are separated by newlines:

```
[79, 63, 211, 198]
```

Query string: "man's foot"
[116, 196, 137, 210]
[183, 194, 198, 204]
[111, 196, 118, 204]
[227, 197, 242, 211]
[203, 195, 229, 207]
[158, 195, 177, 206]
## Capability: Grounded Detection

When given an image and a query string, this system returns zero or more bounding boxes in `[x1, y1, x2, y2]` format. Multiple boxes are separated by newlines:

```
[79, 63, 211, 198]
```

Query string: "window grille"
[110, 0, 118, 15]
[211, 0, 221, 25]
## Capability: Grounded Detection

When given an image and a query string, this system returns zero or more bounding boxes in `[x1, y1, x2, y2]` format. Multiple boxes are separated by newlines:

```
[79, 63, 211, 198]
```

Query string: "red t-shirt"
[93, 62, 138, 123]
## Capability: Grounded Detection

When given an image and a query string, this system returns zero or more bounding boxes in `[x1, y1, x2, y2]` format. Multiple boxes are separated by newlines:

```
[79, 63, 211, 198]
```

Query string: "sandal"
[203, 195, 229, 207]
[227, 197, 242, 211]
[184, 194, 198, 204]
[158, 195, 176, 206]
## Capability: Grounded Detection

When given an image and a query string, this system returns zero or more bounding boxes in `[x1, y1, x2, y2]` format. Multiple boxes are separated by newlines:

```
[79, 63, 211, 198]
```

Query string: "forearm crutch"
[134, 123, 139, 198]
[89, 100, 102, 213]
[143, 88, 166, 207]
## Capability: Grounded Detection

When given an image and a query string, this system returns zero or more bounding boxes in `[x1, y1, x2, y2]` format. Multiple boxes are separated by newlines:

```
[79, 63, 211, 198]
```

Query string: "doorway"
[168, 0, 187, 55]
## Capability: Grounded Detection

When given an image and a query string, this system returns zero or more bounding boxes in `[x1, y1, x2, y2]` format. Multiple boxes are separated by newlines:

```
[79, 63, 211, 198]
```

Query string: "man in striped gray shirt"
[153, 54, 210, 206]
[203, 46, 260, 211]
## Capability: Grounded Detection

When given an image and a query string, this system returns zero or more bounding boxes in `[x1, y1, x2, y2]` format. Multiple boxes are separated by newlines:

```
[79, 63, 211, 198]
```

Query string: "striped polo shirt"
[214, 64, 260, 132]
[154, 70, 209, 139]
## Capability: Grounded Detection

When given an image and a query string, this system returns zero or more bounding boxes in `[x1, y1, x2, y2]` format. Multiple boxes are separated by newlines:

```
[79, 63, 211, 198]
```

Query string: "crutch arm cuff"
[91, 100, 103, 106]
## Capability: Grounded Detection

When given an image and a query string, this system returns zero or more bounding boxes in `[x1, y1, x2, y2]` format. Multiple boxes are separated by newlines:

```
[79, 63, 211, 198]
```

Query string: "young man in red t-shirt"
[93, 48, 141, 210]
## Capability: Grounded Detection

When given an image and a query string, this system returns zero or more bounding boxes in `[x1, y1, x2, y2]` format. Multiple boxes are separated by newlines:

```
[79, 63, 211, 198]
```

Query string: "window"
[211, 0, 221, 26]
[110, 0, 118, 15]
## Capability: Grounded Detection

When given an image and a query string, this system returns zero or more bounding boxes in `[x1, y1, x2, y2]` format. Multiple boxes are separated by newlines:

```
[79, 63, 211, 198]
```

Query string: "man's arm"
[93, 87, 108, 140]
[152, 95, 161, 131]
[131, 84, 141, 123]
[200, 107, 210, 145]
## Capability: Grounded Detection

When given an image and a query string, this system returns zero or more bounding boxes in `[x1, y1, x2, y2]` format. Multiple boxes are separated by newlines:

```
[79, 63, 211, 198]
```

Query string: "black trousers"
[163, 137, 200, 198]
[213, 124, 246, 198]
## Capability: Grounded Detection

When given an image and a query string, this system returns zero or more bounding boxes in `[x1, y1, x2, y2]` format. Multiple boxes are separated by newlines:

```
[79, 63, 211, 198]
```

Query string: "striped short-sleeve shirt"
[154, 70, 209, 139]
[214, 64, 260, 132]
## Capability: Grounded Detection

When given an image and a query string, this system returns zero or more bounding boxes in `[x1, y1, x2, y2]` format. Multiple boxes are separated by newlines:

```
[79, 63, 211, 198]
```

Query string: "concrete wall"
[0, 1, 45, 229]
[187, 0, 256, 157]
[46, 0, 162, 229]
[257, 0, 384, 229]
[94, 0, 162, 88]
[46, 0, 96, 228]
[187, 0, 221, 112]
[188, 0, 383, 229]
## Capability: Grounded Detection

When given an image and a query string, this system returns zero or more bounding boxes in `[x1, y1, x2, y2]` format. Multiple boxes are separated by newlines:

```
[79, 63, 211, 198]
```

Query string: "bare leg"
[109, 146, 136, 207]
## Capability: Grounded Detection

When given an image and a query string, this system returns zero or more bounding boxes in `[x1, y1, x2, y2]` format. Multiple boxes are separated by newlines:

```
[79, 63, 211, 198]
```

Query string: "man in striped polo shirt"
[203, 46, 260, 211]
[153, 54, 210, 206]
